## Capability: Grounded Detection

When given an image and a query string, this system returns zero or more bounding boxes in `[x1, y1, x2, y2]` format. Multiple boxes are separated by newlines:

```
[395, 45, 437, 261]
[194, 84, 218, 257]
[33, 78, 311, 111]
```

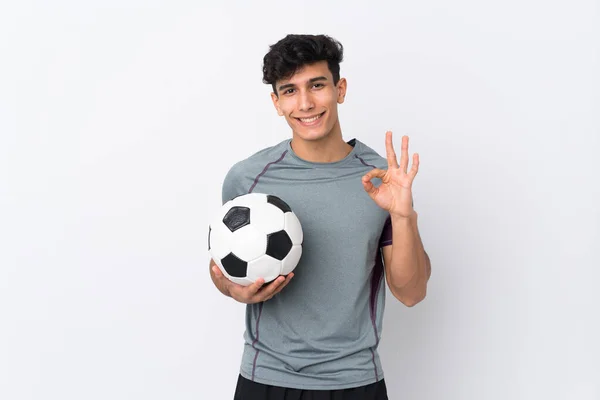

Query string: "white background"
[1, 1, 599, 399]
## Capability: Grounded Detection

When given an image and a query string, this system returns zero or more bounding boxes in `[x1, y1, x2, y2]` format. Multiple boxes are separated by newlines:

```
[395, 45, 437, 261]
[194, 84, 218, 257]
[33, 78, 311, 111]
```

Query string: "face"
[271, 61, 347, 142]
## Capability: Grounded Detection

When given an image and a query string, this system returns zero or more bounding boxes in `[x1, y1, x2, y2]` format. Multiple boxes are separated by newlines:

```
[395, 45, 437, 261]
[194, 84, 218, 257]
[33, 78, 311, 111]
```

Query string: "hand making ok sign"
[362, 131, 419, 219]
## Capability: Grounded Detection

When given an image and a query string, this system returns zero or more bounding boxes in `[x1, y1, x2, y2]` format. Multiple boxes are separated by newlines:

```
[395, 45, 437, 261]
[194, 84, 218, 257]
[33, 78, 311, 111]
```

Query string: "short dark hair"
[262, 34, 344, 94]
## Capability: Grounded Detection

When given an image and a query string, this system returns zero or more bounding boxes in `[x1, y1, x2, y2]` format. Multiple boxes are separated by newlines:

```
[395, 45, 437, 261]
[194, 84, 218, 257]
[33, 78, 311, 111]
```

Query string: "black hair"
[262, 34, 344, 95]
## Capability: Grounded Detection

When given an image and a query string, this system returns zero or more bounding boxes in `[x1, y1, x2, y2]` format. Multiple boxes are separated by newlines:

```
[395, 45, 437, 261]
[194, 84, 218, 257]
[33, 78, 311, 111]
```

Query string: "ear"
[336, 77, 347, 104]
[271, 92, 283, 116]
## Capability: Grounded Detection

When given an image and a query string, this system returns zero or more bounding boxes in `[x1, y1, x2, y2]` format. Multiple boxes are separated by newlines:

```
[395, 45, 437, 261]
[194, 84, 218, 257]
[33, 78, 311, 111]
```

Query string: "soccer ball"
[208, 193, 303, 286]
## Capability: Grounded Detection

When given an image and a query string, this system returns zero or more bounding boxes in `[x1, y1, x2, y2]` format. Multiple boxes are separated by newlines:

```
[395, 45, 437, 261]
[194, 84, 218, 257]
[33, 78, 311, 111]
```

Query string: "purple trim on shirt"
[248, 150, 288, 193]
[369, 348, 378, 381]
[248, 151, 288, 380]
[369, 250, 385, 381]
[379, 216, 393, 247]
[355, 154, 377, 169]
[251, 303, 264, 381]
[357, 150, 393, 380]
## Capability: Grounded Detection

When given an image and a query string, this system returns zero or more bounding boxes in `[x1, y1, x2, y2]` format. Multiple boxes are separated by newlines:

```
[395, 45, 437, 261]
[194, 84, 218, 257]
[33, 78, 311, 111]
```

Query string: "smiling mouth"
[295, 112, 325, 124]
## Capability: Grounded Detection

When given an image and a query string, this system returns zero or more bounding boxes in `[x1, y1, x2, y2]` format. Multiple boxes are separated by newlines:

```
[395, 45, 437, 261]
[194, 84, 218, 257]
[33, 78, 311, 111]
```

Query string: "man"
[209, 34, 431, 400]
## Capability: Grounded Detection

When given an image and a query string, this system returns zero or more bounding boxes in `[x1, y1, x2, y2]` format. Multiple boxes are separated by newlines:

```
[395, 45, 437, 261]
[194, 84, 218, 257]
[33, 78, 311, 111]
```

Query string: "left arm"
[382, 211, 431, 307]
[362, 131, 431, 307]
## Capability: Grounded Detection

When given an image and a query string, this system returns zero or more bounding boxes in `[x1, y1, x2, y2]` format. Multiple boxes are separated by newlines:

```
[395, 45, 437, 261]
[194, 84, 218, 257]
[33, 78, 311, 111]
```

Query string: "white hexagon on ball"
[250, 202, 285, 234]
[208, 221, 233, 261]
[229, 225, 267, 261]
[246, 255, 282, 283]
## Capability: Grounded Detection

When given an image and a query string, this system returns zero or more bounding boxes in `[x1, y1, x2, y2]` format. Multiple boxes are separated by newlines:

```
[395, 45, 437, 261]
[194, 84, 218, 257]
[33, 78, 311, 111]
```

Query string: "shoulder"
[352, 138, 388, 170]
[226, 139, 289, 179]
[221, 140, 289, 202]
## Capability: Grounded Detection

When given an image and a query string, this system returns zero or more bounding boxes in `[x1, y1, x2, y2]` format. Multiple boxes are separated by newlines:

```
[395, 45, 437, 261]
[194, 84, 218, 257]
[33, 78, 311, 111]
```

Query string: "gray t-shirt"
[221, 138, 393, 390]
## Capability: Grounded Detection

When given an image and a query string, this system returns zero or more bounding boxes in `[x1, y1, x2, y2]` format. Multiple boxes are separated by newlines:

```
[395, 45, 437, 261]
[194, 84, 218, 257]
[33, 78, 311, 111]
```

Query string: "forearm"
[388, 211, 429, 291]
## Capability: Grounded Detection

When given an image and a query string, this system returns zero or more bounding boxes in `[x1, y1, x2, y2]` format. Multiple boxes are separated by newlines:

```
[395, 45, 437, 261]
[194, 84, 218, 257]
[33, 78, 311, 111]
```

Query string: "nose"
[297, 91, 315, 112]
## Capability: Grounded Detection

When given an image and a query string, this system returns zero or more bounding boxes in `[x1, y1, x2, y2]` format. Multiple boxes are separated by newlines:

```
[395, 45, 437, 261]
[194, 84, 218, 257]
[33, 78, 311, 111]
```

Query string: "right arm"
[210, 164, 294, 303]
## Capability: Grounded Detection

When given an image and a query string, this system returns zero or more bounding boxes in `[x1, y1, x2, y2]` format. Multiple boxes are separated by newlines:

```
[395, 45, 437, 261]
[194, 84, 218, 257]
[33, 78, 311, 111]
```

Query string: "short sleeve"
[221, 163, 247, 205]
[378, 215, 392, 248]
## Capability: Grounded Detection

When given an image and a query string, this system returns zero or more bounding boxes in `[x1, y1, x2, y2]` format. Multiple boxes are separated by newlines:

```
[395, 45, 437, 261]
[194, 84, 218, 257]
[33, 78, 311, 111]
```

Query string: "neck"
[290, 121, 353, 163]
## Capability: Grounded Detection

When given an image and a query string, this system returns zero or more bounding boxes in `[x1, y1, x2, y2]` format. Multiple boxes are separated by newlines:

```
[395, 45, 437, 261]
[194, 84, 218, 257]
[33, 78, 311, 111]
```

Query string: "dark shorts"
[233, 374, 389, 400]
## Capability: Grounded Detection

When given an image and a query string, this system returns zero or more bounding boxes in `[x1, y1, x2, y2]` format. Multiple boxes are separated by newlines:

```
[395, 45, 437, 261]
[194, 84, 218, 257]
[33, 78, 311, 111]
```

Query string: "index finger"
[253, 275, 288, 300]
[362, 168, 387, 183]
[245, 277, 266, 295]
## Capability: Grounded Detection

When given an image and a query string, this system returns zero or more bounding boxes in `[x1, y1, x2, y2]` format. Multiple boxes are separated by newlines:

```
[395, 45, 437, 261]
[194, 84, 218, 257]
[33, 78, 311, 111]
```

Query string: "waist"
[240, 342, 384, 390]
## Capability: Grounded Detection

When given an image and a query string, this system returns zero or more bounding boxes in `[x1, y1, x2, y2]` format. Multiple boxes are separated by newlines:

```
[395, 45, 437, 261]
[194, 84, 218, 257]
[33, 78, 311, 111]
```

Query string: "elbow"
[402, 294, 425, 307]
[391, 286, 427, 307]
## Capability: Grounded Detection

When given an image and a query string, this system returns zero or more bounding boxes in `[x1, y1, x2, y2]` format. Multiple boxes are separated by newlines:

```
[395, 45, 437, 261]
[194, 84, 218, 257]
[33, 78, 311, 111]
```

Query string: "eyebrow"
[278, 76, 328, 92]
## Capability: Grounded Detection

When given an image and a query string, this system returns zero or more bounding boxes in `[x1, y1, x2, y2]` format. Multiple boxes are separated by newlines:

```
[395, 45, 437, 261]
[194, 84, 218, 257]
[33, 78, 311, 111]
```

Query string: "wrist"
[390, 210, 417, 222]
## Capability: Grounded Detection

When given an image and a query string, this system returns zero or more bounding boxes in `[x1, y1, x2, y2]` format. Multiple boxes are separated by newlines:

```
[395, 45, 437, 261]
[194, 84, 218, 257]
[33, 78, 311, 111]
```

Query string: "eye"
[313, 83, 324, 89]
[283, 88, 295, 95]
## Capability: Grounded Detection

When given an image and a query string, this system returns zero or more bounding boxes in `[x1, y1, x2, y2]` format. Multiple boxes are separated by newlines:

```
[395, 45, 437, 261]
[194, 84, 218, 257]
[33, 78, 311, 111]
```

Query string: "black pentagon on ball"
[223, 206, 250, 232]
[266, 230, 293, 261]
[221, 253, 247, 278]
[267, 195, 291, 213]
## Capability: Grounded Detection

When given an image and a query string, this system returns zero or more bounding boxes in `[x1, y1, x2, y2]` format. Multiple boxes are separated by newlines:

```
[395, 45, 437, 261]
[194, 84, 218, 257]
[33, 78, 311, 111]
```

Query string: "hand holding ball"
[208, 193, 303, 286]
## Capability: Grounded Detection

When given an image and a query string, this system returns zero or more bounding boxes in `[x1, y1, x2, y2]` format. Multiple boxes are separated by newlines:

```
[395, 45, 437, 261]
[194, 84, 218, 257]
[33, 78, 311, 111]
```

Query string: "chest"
[245, 171, 389, 248]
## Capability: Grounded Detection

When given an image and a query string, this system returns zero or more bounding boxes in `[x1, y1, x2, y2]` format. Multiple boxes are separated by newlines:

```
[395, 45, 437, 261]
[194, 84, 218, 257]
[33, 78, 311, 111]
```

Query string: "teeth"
[299, 113, 322, 123]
